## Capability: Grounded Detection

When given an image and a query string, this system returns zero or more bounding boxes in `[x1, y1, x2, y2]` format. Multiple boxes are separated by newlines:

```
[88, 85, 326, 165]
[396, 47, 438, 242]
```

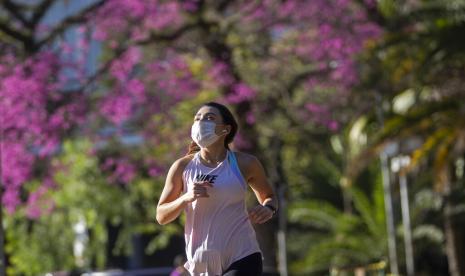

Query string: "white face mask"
[191, 121, 226, 148]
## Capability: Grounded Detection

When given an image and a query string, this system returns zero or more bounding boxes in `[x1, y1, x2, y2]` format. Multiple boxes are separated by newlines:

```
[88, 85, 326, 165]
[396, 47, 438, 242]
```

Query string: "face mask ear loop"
[218, 123, 230, 135]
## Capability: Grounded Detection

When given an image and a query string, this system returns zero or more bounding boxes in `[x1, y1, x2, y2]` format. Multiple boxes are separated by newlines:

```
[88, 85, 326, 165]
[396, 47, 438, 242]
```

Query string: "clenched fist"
[248, 205, 274, 224]
[182, 181, 213, 203]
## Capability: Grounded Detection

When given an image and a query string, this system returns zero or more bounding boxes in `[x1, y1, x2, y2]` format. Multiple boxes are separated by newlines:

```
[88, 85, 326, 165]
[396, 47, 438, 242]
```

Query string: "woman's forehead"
[195, 106, 220, 116]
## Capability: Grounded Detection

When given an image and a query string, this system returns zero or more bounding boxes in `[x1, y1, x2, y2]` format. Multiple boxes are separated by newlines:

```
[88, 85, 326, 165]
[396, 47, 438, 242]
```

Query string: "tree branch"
[352, 0, 388, 27]
[31, 0, 56, 26]
[136, 23, 198, 46]
[216, 0, 234, 12]
[2, 0, 31, 28]
[0, 19, 31, 44]
[35, 0, 107, 49]
[68, 22, 199, 93]
[286, 65, 329, 95]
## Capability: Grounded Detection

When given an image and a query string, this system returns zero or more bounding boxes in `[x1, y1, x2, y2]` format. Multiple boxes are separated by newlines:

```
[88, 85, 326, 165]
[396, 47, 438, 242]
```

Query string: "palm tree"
[288, 182, 387, 275]
[346, 1, 465, 275]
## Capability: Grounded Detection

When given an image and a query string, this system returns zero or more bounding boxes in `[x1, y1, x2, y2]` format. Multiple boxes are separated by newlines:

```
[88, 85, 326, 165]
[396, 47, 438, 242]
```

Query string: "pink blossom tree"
[0, 0, 382, 273]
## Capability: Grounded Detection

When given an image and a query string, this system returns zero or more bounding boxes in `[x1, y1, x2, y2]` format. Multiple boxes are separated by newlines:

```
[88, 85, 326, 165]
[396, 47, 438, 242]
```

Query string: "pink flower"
[126, 79, 146, 103]
[147, 56, 200, 101]
[26, 185, 54, 219]
[328, 120, 340, 132]
[226, 83, 256, 104]
[103, 158, 137, 185]
[148, 167, 162, 177]
[110, 47, 141, 82]
[100, 93, 133, 125]
[305, 103, 325, 114]
[2, 188, 21, 214]
[233, 133, 253, 150]
[246, 111, 256, 125]
[208, 62, 234, 87]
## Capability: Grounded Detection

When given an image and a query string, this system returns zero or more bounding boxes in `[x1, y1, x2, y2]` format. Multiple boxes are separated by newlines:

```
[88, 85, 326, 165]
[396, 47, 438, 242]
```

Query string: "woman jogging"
[156, 102, 278, 276]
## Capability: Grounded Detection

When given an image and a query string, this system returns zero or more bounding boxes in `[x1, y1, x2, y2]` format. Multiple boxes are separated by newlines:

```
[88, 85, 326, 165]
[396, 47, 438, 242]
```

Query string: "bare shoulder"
[170, 154, 195, 173]
[231, 151, 267, 183]
[232, 151, 260, 170]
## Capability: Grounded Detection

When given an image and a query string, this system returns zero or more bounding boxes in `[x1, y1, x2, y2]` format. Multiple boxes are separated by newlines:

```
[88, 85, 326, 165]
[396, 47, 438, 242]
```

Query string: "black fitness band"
[264, 204, 276, 214]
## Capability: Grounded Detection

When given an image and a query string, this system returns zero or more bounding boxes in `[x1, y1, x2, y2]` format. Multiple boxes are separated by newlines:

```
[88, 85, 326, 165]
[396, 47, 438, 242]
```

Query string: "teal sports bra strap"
[228, 151, 247, 189]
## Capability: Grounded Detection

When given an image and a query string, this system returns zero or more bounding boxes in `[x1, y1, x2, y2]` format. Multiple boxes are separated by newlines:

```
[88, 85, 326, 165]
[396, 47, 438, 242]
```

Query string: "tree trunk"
[242, 133, 278, 275]
[444, 193, 465, 276]
[442, 162, 465, 276]
[242, 135, 278, 275]
[199, 11, 279, 274]
[260, 137, 287, 275]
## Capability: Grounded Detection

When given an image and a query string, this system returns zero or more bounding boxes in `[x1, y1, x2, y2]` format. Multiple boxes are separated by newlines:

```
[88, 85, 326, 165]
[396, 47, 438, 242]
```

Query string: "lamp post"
[380, 151, 399, 275]
[277, 183, 288, 276]
[391, 155, 415, 276]
[375, 90, 399, 275]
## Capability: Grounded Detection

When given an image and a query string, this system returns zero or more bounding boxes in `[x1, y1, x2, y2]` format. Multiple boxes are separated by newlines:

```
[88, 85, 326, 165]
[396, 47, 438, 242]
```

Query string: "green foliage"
[4, 139, 175, 275]
[353, 0, 465, 188]
[5, 140, 116, 274]
[288, 175, 387, 275]
[347, 1, 465, 274]
[5, 210, 76, 275]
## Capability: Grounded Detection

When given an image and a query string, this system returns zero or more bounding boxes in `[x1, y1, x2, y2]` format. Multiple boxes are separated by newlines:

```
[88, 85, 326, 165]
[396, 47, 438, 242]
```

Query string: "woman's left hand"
[248, 205, 274, 224]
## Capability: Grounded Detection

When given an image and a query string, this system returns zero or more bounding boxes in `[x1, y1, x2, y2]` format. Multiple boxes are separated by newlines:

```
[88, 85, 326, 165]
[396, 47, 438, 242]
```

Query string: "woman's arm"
[238, 153, 278, 224]
[156, 156, 212, 225]
[156, 158, 188, 225]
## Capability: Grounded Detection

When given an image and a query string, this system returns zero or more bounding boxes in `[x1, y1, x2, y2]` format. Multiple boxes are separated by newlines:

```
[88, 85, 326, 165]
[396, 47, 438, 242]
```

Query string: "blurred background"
[1, 0, 464, 275]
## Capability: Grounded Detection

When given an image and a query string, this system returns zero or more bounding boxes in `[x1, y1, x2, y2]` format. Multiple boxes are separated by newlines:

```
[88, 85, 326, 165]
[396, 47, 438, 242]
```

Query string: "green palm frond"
[407, 127, 453, 171]
[345, 98, 462, 183]
[289, 178, 387, 274]
[375, 99, 459, 142]
[289, 200, 345, 230]
[433, 129, 458, 192]
[349, 187, 386, 239]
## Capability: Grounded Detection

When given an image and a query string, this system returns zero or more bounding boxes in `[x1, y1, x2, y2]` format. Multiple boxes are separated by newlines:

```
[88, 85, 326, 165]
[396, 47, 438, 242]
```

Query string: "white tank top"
[182, 151, 261, 275]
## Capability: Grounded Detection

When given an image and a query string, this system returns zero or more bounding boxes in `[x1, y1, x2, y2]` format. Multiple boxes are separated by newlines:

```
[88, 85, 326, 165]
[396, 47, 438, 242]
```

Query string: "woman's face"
[194, 106, 230, 135]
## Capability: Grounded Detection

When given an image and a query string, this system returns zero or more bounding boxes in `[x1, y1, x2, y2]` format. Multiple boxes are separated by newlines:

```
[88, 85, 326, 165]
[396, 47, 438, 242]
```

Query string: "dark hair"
[187, 102, 238, 155]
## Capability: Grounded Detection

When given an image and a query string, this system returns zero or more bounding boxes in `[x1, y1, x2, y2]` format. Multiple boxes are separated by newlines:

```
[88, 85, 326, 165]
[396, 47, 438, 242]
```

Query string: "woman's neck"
[200, 143, 227, 165]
